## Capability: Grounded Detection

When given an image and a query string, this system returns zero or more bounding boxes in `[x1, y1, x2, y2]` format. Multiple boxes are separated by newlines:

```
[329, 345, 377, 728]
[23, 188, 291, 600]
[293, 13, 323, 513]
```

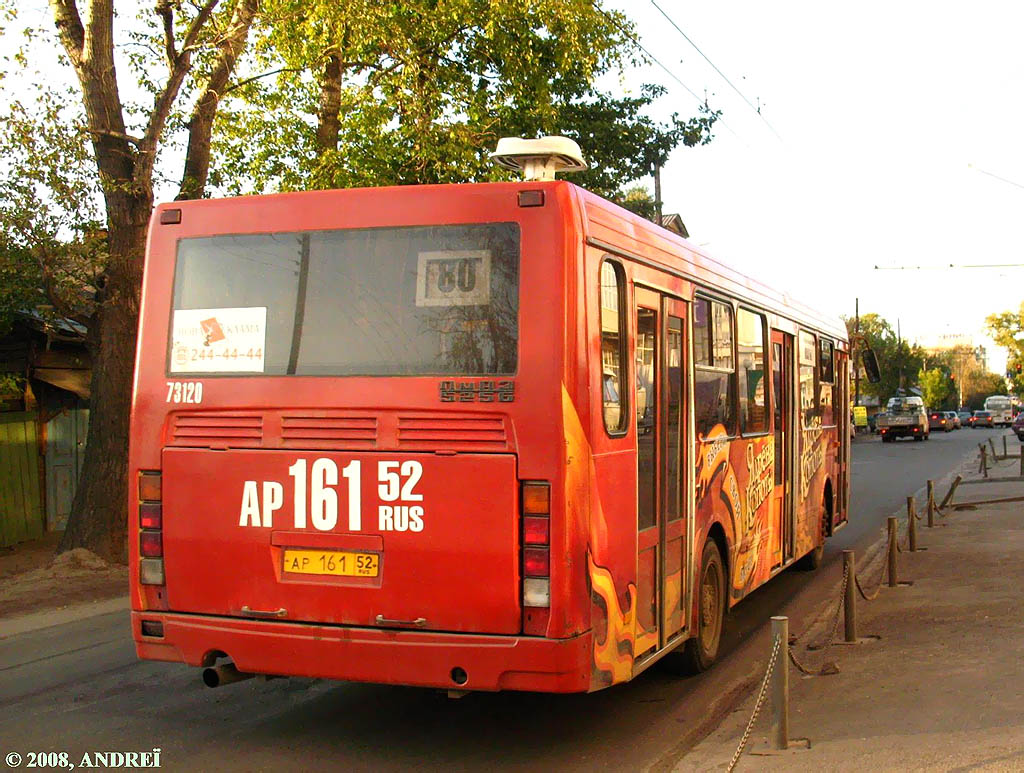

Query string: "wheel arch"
[706, 521, 730, 594]
[822, 477, 834, 537]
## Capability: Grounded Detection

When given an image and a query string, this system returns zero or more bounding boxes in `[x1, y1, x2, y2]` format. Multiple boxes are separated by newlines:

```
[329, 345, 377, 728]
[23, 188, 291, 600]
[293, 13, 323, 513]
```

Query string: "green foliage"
[844, 313, 925, 403]
[986, 302, 1024, 397]
[0, 86, 104, 335]
[917, 367, 954, 410]
[618, 184, 657, 220]
[963, 371, 1009, 411]
[211, 0, 716, 200]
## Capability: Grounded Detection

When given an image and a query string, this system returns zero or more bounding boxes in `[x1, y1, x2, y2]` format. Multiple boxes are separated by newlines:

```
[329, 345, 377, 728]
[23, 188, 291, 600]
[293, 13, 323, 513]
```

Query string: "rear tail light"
[521, 481, 551, 634]
[523, 578, 550, 607]
[139, 472, 162, 501]
[139, 502, 162, 529]
[523, 515, 550, 545]
[139, 558, 165, 585]
[523, 547, 550, 577]
[138, 471, 164, 585]
[522, 483, 550, 515]
[140, 530, 163, 557]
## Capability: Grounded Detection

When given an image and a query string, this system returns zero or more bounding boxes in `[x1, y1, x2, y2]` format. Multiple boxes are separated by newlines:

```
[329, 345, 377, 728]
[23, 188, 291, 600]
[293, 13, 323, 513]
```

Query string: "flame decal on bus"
[695, 426, 778, 602]
[588, 552, 636, 687]
[561, 384, 640, 689]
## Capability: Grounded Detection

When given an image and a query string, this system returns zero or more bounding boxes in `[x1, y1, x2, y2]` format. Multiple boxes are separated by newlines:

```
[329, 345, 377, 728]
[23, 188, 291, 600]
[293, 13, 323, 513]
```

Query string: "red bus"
[129, 173, 850, 694]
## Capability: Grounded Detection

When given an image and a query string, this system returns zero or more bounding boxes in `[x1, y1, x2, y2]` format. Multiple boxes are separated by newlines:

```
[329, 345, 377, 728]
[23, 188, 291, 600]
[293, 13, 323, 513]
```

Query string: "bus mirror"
[862, 348, 881, 384]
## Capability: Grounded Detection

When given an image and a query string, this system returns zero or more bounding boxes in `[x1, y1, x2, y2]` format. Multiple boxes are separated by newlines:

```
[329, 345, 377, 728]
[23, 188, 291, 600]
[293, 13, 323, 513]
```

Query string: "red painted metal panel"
[133, 612, 592, 692]
[161, 448, 521, 634]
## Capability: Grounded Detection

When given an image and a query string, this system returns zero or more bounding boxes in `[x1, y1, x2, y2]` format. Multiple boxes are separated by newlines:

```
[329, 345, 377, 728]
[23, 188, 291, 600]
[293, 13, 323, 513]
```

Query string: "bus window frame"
[818, 337, 835, 385]
[694, 292, 738, 440]
[737, 305, 771, 438]
[798, 328, 820, 429]
[599, 257, 630, 438]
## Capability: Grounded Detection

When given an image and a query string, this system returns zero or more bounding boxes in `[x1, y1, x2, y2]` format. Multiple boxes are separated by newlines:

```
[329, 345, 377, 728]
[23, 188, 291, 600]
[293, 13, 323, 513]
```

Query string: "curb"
[0, 596, 128, 639]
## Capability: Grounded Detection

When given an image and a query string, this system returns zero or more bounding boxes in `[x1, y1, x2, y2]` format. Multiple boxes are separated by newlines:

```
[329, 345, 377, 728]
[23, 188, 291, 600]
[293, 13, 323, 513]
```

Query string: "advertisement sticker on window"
[170, 307, 267, 373]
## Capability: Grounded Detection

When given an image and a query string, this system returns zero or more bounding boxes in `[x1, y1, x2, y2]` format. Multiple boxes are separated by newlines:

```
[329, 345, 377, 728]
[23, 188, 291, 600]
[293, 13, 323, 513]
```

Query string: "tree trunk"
[177, 0, 258, 200]
[316, 52, 342, 152]
[58, 193, 150, 562]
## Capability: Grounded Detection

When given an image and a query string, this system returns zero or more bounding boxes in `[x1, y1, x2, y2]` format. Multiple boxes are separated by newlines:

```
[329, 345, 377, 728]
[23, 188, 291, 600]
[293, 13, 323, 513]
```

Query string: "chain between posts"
[858, 520, 900, 599]
[727, 636, 781, 773]
[790, 562, 847, 675]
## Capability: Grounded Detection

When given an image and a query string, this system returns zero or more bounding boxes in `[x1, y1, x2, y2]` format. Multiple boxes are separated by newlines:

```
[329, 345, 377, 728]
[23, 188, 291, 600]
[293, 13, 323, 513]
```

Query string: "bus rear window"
[169, 223, 519, 376]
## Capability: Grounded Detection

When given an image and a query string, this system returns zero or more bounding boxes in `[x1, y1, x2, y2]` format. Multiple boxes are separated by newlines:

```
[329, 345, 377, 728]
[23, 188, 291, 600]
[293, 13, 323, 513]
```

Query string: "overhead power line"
[969, 164, 1024, 191]
[874, 263, 1024, 270]
[650, 0, 783, 143]
[592, 2, 739, 140]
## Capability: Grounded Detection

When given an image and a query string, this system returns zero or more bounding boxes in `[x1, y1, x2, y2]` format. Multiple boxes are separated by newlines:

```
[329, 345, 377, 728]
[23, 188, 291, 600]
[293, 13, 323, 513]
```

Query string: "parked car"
[928, 410, 952, 432]
[958, 410, 973, 427]
[972, 410, 994, 428]
[1013, 412, 1024, 441]
[946, 411, 961, 430]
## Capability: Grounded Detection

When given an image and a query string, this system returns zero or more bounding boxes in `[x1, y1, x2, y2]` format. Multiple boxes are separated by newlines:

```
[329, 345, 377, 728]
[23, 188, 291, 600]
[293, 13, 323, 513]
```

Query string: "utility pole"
[854, 298, 860, 408]
[653, 162, 663, 225]
[897, 318, 905, 391]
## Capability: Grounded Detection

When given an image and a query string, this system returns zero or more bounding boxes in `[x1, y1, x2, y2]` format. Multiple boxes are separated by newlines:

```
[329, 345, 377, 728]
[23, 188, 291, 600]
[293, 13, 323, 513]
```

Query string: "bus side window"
[818, 337, 835, 426]
[798, 331, 819, 427]
[600, 260, 628, 435]
[694, 297, 736, 439]
[737, 308, 768, 435]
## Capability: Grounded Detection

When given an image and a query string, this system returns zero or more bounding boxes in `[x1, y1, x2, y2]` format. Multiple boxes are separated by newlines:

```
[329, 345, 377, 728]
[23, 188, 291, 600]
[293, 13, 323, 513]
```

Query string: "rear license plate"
[283, 549, 380, 577]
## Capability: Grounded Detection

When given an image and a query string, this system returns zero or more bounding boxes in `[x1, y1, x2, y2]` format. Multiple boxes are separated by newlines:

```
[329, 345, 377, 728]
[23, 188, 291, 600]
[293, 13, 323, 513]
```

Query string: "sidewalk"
[680, 452, 1024, 771]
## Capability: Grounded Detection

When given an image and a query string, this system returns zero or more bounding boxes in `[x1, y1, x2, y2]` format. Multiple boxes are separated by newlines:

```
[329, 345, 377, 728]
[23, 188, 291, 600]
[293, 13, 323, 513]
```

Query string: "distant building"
[917, 333, 987, 372]
[660, 213, 689, 239]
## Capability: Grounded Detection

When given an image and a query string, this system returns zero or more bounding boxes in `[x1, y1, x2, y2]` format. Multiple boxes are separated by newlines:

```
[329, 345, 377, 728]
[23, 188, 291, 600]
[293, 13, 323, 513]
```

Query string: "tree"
[963, 371, 1008, 411]
[618, 185, 657, 220]
[843, 312, 925, 403]
[210, 0, 717, 201]
[3, 1, 715, 561]
[0, 0, 260, 560]
[918, 367, 953, 410]
[986, 302, 1024, 397]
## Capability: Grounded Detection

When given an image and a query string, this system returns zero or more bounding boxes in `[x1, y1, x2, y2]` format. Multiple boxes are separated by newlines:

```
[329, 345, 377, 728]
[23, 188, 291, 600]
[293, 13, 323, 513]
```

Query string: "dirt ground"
[0, 533, 127, 618]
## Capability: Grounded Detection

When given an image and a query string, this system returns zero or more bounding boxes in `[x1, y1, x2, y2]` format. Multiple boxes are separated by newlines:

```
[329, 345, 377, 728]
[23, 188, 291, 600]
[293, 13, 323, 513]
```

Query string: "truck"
[877, 395, 929, 442]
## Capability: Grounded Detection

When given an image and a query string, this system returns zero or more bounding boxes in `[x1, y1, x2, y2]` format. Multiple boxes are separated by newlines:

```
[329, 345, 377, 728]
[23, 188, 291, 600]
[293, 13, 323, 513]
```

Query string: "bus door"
[634, 289, 690, 661]
[771, 330, 796, 565]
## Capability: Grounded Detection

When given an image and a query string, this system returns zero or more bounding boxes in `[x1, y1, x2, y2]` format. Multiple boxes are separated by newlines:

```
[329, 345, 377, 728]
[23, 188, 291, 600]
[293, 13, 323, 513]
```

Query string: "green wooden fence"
[0, 412, 43, 547]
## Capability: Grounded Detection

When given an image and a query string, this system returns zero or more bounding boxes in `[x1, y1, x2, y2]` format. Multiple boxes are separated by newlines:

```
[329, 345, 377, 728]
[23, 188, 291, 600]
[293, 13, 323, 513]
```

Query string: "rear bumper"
[132, 611, 593, 693]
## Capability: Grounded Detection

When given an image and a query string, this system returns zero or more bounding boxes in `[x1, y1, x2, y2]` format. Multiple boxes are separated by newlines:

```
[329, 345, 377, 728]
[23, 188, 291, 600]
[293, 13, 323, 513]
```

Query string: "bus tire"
[798, 505, 827, 570]
[670, 540, 726, 674]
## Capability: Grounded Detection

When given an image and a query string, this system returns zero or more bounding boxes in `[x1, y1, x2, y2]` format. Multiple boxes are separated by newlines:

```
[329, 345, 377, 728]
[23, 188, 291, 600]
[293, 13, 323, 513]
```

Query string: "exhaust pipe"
[202, 663, 254, 688]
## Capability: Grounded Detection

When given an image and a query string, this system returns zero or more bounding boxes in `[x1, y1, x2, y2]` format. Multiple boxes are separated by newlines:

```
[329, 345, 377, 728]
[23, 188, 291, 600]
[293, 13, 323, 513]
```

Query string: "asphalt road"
[0, 427, 1008, 772]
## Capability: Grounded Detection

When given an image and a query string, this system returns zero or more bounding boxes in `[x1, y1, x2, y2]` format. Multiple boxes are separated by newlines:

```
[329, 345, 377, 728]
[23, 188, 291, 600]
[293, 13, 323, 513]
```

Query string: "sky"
[4, 2, 1020, 372]
[603, 0, 1023, 374]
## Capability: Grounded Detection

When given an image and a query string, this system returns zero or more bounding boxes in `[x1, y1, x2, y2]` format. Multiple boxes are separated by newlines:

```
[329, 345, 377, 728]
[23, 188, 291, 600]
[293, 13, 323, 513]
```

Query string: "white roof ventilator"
[490, 136, 587, 181]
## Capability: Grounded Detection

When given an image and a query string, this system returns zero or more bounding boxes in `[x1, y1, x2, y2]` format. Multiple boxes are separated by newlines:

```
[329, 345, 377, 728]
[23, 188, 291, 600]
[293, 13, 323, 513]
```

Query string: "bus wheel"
[799, 505, 827, 570]
[669, 540, 726, 674]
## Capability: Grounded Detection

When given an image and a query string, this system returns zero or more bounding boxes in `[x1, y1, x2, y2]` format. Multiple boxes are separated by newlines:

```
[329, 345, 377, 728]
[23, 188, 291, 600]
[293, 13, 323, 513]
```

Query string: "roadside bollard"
[979, 445, 988, 478]
[942, 475, 958, 511]
[926, 480, 935, 528]
[887, 517, 898, 587]
[843, 551, 857, 643]
[989, 437, 998, 460]
[1020, 450, 1023, 478]
[1003, 436, 1008, 459]
[770, 616, 789, 751]
[907, 496, 917, 552]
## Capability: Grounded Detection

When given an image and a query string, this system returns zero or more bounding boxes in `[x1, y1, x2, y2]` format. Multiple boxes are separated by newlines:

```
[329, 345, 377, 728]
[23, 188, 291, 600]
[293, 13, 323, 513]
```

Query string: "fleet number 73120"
[239, 459, 425, 532]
